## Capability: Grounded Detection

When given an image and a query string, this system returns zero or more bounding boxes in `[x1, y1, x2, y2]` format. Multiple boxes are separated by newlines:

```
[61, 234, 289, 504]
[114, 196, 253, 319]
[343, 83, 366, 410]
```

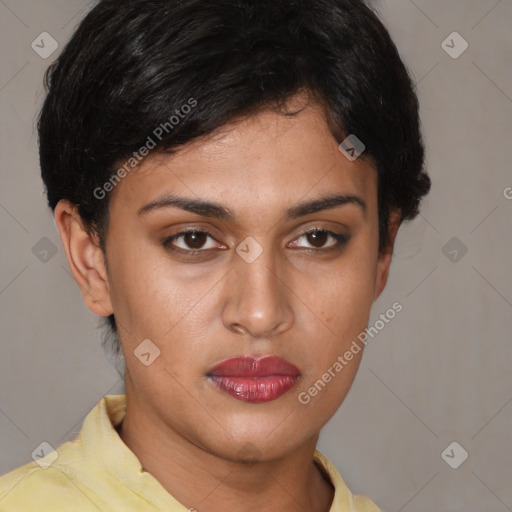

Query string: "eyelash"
[162, 228, 350, 256]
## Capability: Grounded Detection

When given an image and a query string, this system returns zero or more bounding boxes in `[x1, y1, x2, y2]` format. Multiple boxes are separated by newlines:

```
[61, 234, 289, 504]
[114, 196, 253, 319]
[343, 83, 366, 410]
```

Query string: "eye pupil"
[307, 230, 328, 248]
[185, 231, 207, 249]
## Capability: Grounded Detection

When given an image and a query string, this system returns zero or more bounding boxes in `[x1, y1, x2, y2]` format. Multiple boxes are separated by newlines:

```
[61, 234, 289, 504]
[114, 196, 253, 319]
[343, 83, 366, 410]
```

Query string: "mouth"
[206, 355, 302, 404]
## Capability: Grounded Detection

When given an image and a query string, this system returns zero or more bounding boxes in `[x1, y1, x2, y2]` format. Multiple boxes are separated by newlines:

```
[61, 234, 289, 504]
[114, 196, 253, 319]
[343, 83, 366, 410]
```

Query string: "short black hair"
[38, 0, 431, 354]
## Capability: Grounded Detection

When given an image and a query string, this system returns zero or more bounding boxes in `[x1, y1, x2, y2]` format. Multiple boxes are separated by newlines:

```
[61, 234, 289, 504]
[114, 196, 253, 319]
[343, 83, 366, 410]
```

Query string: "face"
[68, 96, 397, 462]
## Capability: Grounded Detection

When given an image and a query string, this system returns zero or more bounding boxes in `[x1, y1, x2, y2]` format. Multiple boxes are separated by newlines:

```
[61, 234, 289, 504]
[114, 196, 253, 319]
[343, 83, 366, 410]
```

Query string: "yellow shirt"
[0, 395, 381, 511]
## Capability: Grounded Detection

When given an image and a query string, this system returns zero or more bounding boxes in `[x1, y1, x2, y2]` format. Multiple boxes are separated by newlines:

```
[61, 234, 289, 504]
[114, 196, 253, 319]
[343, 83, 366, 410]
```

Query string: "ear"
[373, 209, 401, 302]
[54, 199, 113, 317]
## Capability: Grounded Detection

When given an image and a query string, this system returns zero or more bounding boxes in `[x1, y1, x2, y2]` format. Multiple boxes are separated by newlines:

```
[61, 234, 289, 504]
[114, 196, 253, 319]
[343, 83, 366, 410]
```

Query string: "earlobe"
[373, 209, 402, 301]
[54, 200, 113, 317]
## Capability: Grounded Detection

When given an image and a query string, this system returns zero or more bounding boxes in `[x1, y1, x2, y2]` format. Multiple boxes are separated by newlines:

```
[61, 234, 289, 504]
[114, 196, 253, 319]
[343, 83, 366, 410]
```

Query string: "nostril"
[232, 324, 247, 335]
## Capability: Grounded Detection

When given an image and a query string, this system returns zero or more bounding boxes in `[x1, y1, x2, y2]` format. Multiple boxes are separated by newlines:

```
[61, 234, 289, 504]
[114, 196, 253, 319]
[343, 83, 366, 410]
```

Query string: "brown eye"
[183, 231, 208, 249]
[163, 230, 222, 253]
[306, 230, 329, 248]
[290, 229, 350, 251]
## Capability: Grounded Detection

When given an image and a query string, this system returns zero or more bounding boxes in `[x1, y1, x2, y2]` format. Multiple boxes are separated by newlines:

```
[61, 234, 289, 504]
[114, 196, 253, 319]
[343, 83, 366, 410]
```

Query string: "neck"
[117, 376, 334, 512]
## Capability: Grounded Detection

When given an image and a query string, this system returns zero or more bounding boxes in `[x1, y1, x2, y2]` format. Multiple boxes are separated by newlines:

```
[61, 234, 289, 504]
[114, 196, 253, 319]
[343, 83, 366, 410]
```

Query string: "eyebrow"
[137, 192, 367, 221]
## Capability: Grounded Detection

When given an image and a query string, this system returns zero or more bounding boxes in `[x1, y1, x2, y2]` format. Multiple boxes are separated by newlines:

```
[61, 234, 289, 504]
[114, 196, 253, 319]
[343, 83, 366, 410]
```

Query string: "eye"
[289, 229, 350, 251]
[162, 230, 224, 253]
[162, 227, 350, 257]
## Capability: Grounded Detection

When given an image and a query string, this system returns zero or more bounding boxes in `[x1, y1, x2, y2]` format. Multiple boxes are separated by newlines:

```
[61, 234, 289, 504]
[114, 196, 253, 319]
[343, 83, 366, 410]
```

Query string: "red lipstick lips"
[207, 356, 301, 403]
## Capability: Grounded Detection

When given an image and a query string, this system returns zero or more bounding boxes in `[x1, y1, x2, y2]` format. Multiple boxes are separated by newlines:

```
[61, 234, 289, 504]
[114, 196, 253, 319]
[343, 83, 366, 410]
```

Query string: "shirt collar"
[80, 394, 357, 511]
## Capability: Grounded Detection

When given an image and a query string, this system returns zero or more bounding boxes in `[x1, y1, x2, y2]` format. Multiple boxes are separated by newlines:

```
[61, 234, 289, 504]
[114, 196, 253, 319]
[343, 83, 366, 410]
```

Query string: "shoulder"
[0, 458, 107, 511]
[0, 462, 70, 507]
[351, 493, 383, 512]
[313, 449, 382, 512]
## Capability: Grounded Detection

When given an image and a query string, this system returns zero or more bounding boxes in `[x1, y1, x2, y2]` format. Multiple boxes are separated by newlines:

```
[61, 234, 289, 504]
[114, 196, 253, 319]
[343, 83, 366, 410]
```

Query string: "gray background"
[1, 0, 511, 510]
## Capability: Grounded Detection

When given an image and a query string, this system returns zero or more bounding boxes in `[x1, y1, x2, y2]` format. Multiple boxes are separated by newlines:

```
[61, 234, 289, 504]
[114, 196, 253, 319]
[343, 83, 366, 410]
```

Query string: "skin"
[55, 93, 401, 512]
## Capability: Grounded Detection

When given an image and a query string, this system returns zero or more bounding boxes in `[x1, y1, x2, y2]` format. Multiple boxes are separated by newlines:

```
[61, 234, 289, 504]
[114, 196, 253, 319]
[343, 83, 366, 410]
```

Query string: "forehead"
[109, 100, 377, 220]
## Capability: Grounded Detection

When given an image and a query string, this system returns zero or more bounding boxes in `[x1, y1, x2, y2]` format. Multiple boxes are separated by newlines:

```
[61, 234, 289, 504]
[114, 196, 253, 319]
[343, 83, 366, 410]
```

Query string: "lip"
[207, 356, 301, 403]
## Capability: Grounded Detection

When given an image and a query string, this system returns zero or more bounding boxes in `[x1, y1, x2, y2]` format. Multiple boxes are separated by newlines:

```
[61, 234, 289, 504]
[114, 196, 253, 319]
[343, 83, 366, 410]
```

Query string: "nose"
[221, 245, 295, 340]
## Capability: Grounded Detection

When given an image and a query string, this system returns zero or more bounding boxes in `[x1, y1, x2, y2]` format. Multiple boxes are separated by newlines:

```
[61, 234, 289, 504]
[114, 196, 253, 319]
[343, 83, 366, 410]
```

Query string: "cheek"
[107, 237, 205, 337]
[294, 242, 377, 402]
[106, 240, 226, 391]
[293, 277, 371, 426]
[305, 247, 377, 342]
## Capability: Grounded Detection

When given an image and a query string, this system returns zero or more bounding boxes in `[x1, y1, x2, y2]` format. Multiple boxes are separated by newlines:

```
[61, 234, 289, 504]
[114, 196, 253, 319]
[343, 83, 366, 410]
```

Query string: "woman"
[0, 0, 430, 510]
